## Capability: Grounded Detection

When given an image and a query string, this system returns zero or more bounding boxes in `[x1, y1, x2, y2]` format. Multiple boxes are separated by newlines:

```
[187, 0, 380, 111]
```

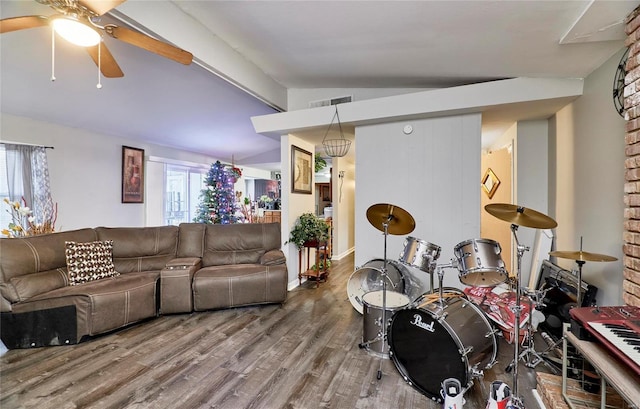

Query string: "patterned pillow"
[65, 240, 119, 285]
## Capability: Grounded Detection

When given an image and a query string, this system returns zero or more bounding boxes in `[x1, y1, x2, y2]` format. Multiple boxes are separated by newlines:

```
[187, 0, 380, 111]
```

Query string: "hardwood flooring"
[1, 254, 550, 409]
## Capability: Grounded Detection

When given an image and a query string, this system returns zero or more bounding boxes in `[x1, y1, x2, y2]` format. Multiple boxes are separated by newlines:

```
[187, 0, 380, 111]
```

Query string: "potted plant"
[287, 212, 329, 249]
[311, 258, 332, 271]
[315, 156, 327, 173]
[258, 195, 274, 209]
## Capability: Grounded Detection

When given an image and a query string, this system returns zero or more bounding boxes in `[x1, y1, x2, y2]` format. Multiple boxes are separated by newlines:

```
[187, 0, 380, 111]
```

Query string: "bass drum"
[347, 259, 422, 314]
[388, 297, 498, 402]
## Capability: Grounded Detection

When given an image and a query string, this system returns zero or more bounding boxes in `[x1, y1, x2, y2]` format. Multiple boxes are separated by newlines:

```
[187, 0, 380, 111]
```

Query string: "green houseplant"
[287, 212, 329, 249]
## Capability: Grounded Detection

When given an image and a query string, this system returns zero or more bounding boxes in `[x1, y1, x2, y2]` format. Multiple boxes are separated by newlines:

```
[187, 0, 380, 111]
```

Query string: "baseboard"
[532, 389, 546, 409]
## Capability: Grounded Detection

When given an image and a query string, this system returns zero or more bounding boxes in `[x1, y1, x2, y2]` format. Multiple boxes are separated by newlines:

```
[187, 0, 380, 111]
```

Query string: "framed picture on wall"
[122, 146, 145, 203]
[291, 145, 312, 194]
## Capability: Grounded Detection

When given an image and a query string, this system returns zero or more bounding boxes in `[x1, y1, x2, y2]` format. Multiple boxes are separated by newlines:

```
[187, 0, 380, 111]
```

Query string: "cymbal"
[484, 203, 558, 229]
[366, 203, 415, 235]
[549, 250, 617, 262]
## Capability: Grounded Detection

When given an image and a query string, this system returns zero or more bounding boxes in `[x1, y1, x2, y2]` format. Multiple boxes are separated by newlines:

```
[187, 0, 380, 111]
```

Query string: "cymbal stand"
[506, 288, 559, 375]
[508, 223, 528, 409]
[574, 237, 586, 305]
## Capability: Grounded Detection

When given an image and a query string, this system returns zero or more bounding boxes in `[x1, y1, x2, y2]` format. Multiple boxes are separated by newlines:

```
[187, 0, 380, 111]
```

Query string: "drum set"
[347, 202, 560, 407]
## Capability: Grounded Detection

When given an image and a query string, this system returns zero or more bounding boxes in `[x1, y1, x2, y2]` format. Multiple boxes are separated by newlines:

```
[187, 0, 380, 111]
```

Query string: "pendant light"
[322, 105, 351, 158]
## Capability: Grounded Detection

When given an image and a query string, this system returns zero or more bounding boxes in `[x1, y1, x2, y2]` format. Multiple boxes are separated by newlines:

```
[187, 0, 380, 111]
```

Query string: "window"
[164, 164, 206, 225]
[0, 146, 10, 231]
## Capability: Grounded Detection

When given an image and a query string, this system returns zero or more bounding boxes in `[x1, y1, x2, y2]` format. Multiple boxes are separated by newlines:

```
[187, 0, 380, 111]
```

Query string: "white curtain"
[2, 144, 54, 225]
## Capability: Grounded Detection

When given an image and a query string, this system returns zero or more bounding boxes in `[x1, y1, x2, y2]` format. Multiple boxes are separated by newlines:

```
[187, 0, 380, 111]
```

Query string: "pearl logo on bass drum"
[410, 314, 435, 332]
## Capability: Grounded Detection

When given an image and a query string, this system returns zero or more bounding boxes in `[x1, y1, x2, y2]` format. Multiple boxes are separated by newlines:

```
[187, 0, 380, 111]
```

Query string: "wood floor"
[1, 253, 551, 409]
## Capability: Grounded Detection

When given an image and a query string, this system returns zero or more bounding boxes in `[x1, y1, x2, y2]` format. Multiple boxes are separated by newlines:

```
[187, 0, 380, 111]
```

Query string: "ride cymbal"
[484, 203, 557, 229]
[366, 203, 415, 235]
[549, 250, 617, 262]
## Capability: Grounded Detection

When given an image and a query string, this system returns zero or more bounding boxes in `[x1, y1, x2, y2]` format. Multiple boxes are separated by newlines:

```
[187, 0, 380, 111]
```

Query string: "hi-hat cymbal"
[366, 203, 415, 235]
[549, 250, 618, 262]
[485, 203, 558, 229]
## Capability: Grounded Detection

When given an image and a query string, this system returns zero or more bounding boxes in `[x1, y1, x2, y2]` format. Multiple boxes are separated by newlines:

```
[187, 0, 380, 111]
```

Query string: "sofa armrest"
[160, 258, 201, 314]
[260, 250, 287, 266]
[1, 295, 12, 313]
[165, 257, 202, 269]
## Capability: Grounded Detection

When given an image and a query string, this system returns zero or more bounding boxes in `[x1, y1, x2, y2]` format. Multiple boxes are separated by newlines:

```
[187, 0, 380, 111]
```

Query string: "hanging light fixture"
[51, 15, 100, 47]
[322, 104, 352, 158]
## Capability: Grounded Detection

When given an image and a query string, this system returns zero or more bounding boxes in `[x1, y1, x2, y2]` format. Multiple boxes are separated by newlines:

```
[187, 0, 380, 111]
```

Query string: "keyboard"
[570, 306, 640, 376]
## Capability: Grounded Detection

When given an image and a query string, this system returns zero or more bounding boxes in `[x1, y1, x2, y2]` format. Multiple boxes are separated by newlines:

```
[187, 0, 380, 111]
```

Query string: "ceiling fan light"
[51, 17, 100, 47]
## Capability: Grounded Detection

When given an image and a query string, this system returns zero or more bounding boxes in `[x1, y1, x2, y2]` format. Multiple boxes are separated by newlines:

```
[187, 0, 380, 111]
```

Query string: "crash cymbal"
[485, 203, 558, 229]
[366, 203, 415, 235]
[549, 250, 617, 262]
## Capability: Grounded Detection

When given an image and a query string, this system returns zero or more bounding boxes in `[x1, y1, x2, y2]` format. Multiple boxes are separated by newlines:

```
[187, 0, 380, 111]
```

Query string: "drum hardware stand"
[506, 287, 560, 375]
[428, 258, 438, 294]
[433, 261, 456, 305]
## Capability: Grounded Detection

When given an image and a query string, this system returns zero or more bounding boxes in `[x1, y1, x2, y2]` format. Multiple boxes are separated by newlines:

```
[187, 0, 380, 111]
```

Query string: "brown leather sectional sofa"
[0, 222, 287, 349]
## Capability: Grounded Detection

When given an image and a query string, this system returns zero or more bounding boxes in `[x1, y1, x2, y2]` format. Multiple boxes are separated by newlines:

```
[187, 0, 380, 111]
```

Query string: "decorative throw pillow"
[65, 240, 119, 285]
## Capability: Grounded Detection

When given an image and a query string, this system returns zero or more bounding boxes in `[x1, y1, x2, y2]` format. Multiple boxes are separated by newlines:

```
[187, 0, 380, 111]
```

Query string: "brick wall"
[623, 6, 640, 306]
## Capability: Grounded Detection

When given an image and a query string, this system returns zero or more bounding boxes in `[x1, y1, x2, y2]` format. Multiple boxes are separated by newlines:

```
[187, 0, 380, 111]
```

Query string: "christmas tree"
[193, 161, 238, 224]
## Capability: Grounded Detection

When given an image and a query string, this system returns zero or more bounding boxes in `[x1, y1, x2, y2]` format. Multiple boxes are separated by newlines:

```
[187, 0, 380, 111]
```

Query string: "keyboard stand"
[562, 324, 640, 409]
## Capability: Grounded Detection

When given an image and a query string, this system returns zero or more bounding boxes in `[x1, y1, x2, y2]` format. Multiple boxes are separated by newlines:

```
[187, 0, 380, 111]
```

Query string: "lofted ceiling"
[0, 0, 636, 172]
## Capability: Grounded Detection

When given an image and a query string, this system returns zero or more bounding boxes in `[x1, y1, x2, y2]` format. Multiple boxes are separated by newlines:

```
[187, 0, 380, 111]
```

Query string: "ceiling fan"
[0, 0, 193, 79]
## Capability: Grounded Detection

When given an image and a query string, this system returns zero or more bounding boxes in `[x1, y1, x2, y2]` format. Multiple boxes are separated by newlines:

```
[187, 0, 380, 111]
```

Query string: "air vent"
[308, 95, 353, 108]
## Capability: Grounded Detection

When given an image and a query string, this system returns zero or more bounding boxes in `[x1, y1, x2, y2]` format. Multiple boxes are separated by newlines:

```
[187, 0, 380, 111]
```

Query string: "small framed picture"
[122, 146, 144, 203]
[291, 145, 312, 194]
[481, 168, 500, 199]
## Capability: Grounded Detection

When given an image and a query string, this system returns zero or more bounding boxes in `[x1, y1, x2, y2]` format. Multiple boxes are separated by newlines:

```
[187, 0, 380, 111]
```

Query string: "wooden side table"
[298, 240, 329, 288]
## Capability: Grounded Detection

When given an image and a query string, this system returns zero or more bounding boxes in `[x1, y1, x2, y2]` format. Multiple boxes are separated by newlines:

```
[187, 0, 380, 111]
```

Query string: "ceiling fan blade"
[86, 42, 124, 78]
[0, 16, 49, 34]
[107, 26, 193, 65]
[78, 0, 127, 16]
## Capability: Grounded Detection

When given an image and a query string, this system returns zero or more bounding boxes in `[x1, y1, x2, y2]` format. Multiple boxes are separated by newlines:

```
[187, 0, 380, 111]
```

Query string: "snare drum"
[454, 238, 508, 287]
[399, 237, 441, 273]
[362, 290, 410, 358]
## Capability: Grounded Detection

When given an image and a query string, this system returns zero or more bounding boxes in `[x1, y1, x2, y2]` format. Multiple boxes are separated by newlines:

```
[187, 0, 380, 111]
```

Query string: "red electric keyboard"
[570, 305, 640, 376]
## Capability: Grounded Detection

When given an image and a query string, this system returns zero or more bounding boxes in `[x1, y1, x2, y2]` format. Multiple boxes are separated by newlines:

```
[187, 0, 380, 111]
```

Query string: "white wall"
[355, 113, 482, 292]
[551, 48, 626, 306]
[514, 119, 549, 284]
[330, 155, 356, 260]
[281, 135, 318, 288]
[1, 113, 218, 230]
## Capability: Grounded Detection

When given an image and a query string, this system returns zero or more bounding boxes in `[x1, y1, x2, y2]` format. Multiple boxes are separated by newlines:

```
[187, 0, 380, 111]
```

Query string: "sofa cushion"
[95, 226, 178, 273]
[202, 223, 281, 267]
[65, 240, 119, 285]
[0, 228, 98, 282]
[177, 223, 205, 258]
[193, 264, 287, 310]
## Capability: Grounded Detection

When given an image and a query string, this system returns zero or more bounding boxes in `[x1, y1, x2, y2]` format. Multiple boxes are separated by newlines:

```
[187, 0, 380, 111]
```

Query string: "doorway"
[480, 147, 513, 273]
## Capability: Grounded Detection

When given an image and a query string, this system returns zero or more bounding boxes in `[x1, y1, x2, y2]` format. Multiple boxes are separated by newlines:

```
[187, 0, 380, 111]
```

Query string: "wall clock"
[613, 47, 630, 118]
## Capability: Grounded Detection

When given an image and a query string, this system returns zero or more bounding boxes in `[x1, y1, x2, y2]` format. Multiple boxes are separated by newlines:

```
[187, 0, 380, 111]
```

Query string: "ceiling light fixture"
[51, 15, 100, 47]
[322, 104, 352, 158]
